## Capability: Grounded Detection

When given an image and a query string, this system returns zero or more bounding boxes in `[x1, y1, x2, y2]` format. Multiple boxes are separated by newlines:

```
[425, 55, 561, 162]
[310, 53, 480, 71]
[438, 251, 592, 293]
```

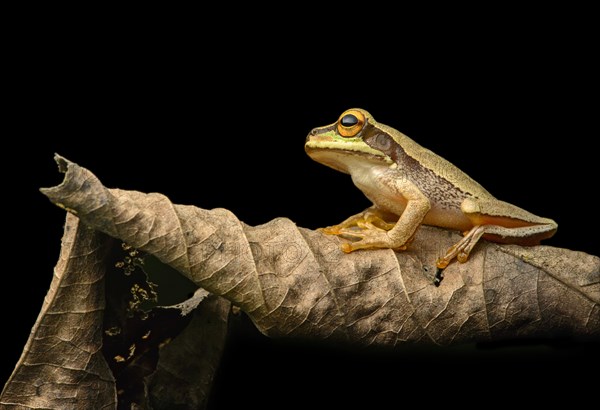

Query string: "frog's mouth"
[305, 145, 392, 175]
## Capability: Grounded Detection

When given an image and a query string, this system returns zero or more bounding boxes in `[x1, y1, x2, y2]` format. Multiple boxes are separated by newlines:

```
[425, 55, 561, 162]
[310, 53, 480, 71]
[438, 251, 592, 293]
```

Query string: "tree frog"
[305, 108, 557, 283]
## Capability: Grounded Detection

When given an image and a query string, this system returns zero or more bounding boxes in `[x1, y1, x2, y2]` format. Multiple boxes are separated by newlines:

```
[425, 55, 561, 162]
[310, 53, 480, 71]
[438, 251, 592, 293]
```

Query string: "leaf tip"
[53, 153, 71, 173]
[39, 154, 74, 198]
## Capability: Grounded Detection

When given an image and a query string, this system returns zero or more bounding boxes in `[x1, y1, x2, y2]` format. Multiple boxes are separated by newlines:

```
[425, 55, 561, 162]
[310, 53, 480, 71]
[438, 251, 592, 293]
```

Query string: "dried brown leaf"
[2, 214, 231, 409]
[0, 214, 116, 409]
[40, 155, 599, 346]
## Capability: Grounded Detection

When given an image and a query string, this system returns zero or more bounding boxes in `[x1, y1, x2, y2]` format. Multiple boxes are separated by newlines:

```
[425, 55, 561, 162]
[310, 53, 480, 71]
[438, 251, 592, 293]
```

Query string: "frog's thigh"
[460, 197, 557, 243]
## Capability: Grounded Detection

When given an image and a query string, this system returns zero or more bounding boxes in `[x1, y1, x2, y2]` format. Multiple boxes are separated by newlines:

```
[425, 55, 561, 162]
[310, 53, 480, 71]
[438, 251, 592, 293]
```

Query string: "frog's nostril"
[310, 128, 318, 136]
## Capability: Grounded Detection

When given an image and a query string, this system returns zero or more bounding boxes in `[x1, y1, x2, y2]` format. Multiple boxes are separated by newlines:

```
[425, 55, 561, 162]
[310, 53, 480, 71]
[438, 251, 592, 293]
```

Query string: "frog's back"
[378, 122, 494, 201]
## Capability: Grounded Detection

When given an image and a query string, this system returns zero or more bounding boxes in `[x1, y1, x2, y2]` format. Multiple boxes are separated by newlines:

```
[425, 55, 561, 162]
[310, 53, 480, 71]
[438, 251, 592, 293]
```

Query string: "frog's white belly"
[350, 161, 472, 232]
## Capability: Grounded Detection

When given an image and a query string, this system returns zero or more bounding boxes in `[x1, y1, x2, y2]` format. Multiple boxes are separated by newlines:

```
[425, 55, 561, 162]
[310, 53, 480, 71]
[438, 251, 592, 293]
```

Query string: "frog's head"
[305, 108, 393, 174]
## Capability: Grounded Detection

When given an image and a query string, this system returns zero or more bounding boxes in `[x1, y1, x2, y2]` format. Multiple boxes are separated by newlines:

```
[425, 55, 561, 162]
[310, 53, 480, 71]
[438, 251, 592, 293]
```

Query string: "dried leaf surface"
[2, 215, 231, 409]
[0, 214, 116, 409]
[41, 155, 600, 346]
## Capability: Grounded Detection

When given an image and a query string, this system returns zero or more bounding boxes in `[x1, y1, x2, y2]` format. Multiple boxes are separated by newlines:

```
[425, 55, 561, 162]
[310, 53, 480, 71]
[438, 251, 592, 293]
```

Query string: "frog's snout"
[306, 128, 319, 141]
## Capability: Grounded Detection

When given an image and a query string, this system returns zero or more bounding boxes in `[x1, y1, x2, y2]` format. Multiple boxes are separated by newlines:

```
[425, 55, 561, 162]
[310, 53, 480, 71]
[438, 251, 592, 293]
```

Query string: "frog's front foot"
[337, 227, 396, 253]
[319, 225, 344, 235]
[330, 226, 412, 253]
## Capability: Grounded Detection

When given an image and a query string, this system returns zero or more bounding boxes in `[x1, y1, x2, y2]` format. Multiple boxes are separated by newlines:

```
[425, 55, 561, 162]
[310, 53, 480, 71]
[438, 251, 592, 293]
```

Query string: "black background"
[2, 18, 598, 408]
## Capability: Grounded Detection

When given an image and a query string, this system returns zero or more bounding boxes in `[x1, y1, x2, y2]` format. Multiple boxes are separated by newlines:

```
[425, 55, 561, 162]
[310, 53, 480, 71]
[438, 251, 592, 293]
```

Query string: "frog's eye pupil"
[341, 114, 358, 127]
[337, 110, 366, 137]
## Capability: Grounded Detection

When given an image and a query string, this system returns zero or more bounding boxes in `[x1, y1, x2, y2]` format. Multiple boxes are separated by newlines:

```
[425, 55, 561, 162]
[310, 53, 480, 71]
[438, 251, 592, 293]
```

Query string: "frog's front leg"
[335, 179, 430, 253]
[436, 197, 558, 270]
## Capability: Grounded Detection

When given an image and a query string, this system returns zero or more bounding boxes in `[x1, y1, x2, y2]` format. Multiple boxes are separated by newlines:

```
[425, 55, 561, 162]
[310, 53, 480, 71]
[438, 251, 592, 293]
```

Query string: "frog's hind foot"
[434, 225, 487, 285]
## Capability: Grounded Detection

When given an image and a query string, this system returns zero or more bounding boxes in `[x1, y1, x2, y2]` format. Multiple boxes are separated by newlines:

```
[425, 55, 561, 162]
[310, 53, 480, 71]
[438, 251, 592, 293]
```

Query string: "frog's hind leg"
[434, 224, 487, 286]
[435, 197, 557, 281]
[436, 224, 487, 270]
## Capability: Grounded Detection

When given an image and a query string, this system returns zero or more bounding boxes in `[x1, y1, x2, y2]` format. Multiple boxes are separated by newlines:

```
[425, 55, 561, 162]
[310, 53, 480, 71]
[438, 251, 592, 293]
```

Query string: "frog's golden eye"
[337, 110, 365, 137]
